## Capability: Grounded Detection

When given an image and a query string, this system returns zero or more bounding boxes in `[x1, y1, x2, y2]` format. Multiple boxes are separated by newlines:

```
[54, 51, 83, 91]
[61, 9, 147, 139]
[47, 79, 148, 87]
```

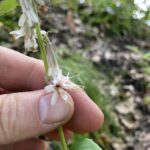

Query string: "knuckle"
[0, 94, 18, 144]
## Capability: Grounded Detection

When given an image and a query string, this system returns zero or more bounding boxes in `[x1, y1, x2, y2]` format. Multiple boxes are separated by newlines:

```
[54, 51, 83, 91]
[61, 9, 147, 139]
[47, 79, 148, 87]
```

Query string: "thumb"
[0, 90, 74, 144]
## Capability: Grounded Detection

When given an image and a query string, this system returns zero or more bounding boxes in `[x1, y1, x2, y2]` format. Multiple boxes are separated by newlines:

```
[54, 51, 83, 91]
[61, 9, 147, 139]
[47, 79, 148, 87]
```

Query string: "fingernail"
[39, 93, 73, 124]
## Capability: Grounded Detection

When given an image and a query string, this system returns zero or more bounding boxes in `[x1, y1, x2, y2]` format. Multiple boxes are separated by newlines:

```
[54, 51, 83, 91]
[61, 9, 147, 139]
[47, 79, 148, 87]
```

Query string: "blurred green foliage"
[0, 13, 18, 28]
[67, 0, 150, 38]
[0, 0, 18, 16]
[1, 0, 149, 39]
[126, 45, 150, 77]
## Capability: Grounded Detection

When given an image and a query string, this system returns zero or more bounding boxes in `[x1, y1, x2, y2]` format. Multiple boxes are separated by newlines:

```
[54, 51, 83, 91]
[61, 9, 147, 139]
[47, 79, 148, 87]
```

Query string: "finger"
[0, 90, 74, 144]
[0, 46, 45, 91]
[0, 47, 104, 132]
[0, 139, 47, 150]
[0, 88, 8, 94]
[14, 139, 48, 150]
[65, 87, 104, 133]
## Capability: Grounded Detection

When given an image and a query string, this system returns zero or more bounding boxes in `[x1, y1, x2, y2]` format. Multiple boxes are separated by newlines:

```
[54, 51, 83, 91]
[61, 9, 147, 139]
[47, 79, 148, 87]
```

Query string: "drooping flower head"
[10, 0, 46, 52]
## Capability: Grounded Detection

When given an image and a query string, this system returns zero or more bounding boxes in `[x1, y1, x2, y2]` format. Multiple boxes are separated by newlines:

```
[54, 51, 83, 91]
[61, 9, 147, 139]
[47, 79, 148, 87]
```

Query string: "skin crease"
[0, 46, 104, 150]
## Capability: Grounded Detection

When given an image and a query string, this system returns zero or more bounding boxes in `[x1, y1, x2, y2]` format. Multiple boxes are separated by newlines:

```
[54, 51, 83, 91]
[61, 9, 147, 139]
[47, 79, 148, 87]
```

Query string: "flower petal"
[18, 14, 26, 27]
[63, 82, 76, 89]
[51, 91, 59, 106]
[59, 88, 68, 101]
[10, 28, 25, 39]
[45, 39, 60, 79]
[44, 85, 55, 93]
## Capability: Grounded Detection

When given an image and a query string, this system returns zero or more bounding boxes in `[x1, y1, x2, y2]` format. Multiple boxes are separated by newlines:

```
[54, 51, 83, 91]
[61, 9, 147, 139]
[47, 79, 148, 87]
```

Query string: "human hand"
[0, 46, 104, 150]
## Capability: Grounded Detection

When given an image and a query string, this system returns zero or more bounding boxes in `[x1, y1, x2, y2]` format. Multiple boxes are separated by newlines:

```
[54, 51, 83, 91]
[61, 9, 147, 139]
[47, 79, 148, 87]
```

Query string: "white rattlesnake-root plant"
[10, 0, 75, 149]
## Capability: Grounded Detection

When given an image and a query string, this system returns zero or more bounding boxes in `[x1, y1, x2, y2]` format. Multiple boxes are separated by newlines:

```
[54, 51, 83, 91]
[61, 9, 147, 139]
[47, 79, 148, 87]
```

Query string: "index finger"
[0, 46, 45, 91]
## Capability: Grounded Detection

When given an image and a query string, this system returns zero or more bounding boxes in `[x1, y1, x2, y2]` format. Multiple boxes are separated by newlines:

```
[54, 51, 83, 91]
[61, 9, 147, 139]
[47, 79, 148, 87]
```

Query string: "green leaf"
[144, 95, 150, 105]
[125, 45, 140, 53]
[70, 138, 103, 150]
[0, 0, 18, 16]
[143, 52, 150, 60]
[143, 66, 150, 75]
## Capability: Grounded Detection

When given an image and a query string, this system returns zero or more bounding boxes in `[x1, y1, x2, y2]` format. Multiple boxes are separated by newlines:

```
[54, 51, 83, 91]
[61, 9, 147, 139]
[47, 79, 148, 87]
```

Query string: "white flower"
[18, 14, 26, 27]
[10, 0, 40, 51]
[10, 28, 25, 39]
[44, 71, 75, 106]
[24, 34, 38, 50]
[44, 40, 75, 105]
[19, 0, 38, 26]
[10, 23, 38, 51]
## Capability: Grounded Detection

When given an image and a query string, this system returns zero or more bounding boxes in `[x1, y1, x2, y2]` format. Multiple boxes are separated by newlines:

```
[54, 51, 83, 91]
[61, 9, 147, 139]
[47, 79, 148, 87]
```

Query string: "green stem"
[35, 13, 68, 150]
[58, 127, 68, 150]
[35, 23, 49, 79]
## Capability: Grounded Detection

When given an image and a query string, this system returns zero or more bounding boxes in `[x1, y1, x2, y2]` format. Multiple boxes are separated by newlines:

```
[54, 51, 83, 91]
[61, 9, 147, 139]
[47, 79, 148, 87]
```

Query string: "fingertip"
[66, 86, 104, 133]
[89, 106, 104, 132]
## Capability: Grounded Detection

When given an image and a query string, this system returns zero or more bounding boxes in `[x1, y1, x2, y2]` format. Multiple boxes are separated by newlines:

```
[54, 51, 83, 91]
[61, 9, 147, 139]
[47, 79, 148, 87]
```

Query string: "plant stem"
[58, 126, 68, 150]
[35, 23, 49, 79]
[35, 17, 68, 150]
